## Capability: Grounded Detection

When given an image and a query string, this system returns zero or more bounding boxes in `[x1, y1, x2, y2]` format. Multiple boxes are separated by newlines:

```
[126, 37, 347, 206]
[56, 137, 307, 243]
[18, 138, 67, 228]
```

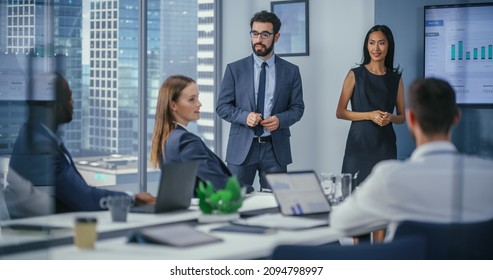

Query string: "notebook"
[130, 161, 199, 214]
[264, 170, 331, 222]
[128, 223, 222, 247]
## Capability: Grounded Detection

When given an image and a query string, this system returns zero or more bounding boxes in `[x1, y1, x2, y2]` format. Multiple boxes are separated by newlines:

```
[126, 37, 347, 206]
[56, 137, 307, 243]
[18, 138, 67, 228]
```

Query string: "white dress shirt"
[329, 141, 493, 236]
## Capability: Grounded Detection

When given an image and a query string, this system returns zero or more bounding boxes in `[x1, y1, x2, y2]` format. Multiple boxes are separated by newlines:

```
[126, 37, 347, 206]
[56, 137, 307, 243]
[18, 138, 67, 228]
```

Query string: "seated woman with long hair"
[149, 75, 231, 190]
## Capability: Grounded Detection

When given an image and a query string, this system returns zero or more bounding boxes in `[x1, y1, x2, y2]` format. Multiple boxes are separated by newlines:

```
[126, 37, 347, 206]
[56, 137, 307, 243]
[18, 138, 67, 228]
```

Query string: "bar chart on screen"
[424, 3, 493, 104]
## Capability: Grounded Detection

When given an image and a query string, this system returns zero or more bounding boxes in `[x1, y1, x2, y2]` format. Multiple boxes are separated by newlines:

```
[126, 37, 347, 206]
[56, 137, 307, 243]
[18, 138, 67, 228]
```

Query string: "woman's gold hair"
[149, 75, 195, 168]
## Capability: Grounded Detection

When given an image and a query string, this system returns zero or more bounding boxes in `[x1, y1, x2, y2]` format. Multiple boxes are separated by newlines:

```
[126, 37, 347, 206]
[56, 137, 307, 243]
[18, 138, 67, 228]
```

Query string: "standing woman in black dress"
[336, 25, 405, 187]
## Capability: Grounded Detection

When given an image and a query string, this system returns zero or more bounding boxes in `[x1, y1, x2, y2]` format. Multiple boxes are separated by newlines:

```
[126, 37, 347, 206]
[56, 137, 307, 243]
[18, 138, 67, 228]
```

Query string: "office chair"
[2, 170, 53, 219]
[394, 219, 493, 260]
[0, 189, 10, 221]
[271, 236, 426, 260]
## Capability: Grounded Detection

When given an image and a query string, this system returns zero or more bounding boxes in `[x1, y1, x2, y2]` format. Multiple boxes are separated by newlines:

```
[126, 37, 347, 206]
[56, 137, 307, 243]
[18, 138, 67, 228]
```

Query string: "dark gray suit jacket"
[163, 126, 231, 190]
[9, 121, 125, 213]
[216, 54, 304, 165]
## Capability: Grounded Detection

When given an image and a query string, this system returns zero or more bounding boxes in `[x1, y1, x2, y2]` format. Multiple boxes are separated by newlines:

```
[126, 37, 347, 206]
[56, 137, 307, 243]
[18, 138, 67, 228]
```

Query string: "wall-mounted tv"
[424, 3, 493, 105]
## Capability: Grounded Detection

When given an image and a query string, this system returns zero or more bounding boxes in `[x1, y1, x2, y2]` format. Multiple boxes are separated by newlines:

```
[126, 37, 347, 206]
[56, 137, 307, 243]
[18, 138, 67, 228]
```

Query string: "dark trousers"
[228, 139, 286, 191]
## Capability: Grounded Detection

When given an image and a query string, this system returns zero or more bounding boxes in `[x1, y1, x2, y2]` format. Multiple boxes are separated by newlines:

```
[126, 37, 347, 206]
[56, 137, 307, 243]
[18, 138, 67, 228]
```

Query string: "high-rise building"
[146, 0, 198, 153]
[54, 0, 83, 154]
[150, 0, 217, 150]
[1, 0, 217, 159]
[89, 0, 216, 155]
[196, 0, 216, 150]
[88, 0, 161, 155]
[0, 0, 82, 155]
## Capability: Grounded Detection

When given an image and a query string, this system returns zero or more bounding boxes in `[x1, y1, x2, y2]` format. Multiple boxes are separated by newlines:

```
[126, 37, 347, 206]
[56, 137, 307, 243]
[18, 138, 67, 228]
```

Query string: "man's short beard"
[252, 43, 274, 57]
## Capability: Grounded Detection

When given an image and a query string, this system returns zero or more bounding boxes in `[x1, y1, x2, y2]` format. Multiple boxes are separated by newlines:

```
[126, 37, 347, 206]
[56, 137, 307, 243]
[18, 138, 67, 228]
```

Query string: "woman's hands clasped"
[369, 110, 391, 127]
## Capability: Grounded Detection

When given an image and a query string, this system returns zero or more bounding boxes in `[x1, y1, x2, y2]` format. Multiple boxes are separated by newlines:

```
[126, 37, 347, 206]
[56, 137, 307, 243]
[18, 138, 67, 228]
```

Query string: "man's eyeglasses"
[250, 31, 274, 39]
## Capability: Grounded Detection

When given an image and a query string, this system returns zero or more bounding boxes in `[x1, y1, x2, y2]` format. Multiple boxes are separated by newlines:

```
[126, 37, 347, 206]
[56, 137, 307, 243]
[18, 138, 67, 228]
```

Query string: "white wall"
[220, 0, 374, 177]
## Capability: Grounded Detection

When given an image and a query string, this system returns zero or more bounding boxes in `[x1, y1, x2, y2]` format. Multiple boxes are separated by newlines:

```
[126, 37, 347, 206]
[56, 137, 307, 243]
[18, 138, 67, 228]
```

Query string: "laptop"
[130, 161, 199, 214]
[263, 170, 331, 222]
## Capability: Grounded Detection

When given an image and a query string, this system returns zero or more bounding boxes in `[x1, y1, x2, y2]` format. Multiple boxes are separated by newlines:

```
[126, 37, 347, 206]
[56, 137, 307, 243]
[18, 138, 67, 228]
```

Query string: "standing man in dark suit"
[216, 11, 305, 192]
[9, 74, 155, 213]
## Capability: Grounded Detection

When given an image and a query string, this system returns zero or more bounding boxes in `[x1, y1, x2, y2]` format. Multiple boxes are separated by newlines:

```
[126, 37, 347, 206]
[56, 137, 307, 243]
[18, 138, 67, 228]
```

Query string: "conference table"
[0, 193, 346, 259]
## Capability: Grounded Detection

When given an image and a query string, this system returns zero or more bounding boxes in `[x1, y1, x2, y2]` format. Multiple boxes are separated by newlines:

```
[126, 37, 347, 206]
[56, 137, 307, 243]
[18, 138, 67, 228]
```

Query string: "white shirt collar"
[253, 53, 275, 68]
[411, 141, 458, 160]
[175, 122, 189, 131]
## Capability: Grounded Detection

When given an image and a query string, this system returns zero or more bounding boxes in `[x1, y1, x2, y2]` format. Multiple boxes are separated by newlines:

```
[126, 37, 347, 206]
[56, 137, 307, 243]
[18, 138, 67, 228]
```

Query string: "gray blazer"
[216, 55, 304, 165]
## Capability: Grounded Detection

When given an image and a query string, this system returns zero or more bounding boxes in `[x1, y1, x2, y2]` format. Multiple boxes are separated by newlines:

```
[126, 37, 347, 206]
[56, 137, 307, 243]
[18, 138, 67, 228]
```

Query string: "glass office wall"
[145, 0, 219, 193]
[0, 0, 219, 198]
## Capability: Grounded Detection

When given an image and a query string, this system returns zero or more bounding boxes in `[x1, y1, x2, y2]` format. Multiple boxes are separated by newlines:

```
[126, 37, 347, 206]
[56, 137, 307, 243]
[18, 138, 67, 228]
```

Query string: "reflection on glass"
[0, 1, 218, 196]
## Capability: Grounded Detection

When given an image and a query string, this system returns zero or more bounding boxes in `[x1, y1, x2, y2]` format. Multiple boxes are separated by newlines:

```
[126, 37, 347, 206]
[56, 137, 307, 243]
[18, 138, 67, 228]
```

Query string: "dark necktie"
[255, 62, 267, 136]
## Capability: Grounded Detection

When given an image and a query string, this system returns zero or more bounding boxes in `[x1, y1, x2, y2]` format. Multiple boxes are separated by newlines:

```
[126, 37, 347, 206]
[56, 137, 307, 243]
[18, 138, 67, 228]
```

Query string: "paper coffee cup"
[74, 217, 97, 249]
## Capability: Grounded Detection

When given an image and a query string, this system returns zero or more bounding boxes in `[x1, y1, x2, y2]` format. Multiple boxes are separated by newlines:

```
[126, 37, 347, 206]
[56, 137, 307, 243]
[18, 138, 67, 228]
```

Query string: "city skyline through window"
[0, 0, 219, 194]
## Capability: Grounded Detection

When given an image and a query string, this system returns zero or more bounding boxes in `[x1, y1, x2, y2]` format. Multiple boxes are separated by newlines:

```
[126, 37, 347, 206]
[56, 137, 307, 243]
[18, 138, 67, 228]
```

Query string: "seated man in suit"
[9, 73, 155, 213]
[330, 78, 493, 236]
[149, 75, 232, 191]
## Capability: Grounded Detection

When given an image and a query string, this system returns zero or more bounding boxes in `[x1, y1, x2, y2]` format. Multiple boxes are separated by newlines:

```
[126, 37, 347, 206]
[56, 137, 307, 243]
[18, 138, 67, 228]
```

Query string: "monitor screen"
[424, 3, 493, 104]
[265, 171, 331, 216]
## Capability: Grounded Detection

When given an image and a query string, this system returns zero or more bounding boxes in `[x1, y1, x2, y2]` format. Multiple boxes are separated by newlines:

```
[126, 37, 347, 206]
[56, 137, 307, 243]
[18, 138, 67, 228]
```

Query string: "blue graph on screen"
[425, 4, 493, 104]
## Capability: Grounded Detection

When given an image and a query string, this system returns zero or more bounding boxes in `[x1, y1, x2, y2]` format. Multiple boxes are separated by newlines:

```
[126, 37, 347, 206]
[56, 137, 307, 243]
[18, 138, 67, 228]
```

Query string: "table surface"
[1, 193, 345, 259]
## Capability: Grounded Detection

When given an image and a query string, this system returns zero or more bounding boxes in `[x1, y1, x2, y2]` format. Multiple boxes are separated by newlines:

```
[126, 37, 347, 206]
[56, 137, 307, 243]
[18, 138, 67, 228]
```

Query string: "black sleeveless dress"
[342, 65, 401, 186]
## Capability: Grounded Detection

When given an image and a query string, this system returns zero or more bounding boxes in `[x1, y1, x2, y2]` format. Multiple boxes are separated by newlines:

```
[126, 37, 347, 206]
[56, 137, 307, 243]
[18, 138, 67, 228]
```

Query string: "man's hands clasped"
[246, 112, 280, 132]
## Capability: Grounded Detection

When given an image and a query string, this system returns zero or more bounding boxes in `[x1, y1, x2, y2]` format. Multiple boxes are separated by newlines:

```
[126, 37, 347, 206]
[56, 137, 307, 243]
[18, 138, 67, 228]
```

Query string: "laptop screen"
[131, 161, 198, 214]
[265, 171, 331, 216]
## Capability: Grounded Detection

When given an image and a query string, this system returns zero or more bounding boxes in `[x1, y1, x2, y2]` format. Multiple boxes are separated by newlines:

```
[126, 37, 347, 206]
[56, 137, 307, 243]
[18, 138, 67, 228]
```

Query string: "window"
[146, 0, 219, 152]
[0, 0, 220, 195]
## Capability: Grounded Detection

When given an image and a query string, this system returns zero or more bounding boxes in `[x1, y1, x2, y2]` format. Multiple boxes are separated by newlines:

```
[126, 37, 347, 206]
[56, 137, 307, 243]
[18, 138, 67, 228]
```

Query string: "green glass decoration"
[196, 176, 244, 214]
